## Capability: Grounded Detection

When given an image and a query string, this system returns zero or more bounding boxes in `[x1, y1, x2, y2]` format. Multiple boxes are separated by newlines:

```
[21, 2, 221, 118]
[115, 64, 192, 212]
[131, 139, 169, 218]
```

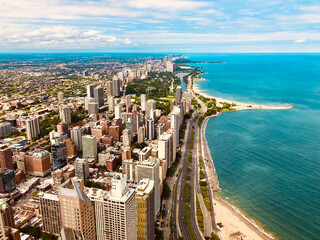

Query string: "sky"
[0, 0, 320, 52]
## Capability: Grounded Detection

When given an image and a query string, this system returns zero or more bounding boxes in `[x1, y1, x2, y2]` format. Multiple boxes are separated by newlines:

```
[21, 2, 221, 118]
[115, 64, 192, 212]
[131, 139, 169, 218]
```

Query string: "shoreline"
[193, 81, 293, 111]
[202, 114, 275, 240]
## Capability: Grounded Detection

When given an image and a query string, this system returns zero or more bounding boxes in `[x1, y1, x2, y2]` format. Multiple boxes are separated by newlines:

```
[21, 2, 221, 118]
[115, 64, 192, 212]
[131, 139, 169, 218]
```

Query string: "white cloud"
[294, 39, 306, 43]
[127, 0, 209, 10]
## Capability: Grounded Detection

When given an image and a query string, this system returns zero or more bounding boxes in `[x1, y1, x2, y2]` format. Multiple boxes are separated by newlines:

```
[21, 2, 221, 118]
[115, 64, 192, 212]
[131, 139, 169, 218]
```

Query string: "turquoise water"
[189, 54, 320, 240]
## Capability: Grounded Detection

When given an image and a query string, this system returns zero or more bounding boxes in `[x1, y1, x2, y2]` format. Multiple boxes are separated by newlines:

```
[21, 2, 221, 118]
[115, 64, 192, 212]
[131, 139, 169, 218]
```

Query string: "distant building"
[26, 150, 51, 177]
[145, 100, 156, 119]
[115, 104, 122, 119]
[74, 158, 89, 179]
[0, 145, 13, 170]
[106, 81, 113, 97]
[26, 116, 40, 140]
[158, 132, 173, 168]
[146, 118, 155, 140]
[0, 199, 15, 228]
[140, 94, 146, 111]
[0, 169, 15, 193]
[70, 126, 82, 152]
[51, 142, 67, 170]
[88, 102, 98, 115]
[176, 86, 182, 105]
[87, 84, 94, 98]
[82, 135, 97, 158]
[64, 139, 76, 158]
[59, 105, 71, 124]
[58, 92, 65, 102]
[137, 126, 145, 143]
[0, 123, 12, 138]
[94, 86, 104, 108]
[112, 78, 121, 97]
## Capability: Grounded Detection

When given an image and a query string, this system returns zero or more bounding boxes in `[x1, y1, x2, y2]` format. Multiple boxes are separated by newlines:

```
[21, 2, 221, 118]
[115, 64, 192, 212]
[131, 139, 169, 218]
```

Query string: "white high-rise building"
[70, 126, 82, 152]
[170, 107, 180, 145]
[59, 105, 71, 124]
[166, 61, 174, 72]
[123, 129, 131, 147]
[87, 84, 94, 98]
[140, 94, 146, 111]
[145, 99, 156, 119]
[26, 116, 40, 140]
[137, 126, 145, 143]
[88, 173, 137, 240]
[158, 132, 174, 168]
[108, 96, 115, 112]
[115, 104, 122, 119]
[106, 81, 113, 96]
[0, 123, 12, 138]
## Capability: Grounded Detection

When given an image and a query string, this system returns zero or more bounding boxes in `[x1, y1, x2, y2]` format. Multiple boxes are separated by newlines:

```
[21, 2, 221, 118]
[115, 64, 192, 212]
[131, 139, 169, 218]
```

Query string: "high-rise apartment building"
[137, 157, 160, 215]
[106, 81, 113, 97]
[147, 118, 155, 140]
[115, 104, 122, 119]
[87, 84, 94, 98]
[88, 102, 98, 115]
[0, 123, 12, 138]
[136, 178, 155, 240]
[158, 132, 173, 168]
[40, 193, 61, 235]
[58, 91, 65, 102]
[59, 179, 96, 240]
[0, 199, 15, 228]
[64, 138, 76, 158]
[0, 169, 15, 193]
[51, 142, 67, 170]
[176, 86, 182, 105]
[94, 86, 104, 108]
[170, 108, 180, 146]
[140, 94, 146, 111]
[59, 105, 71, 124]
[0, 145, 13, 170]
[74, 158, 89, 179]
[137, 126, 145, 143]
[112, 78, 120, 97]
[82, 135, 97, 158]
[145, 100, 156, 119]
[70, 126, 82, 152]
[26, 116, 40, 140]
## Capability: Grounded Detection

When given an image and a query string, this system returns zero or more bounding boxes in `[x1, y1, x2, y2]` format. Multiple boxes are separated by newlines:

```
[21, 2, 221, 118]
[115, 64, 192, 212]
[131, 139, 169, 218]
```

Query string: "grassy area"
[184, 203, 198, 240]
[160, 95, 176, 101]
[196, 193, 204, 233]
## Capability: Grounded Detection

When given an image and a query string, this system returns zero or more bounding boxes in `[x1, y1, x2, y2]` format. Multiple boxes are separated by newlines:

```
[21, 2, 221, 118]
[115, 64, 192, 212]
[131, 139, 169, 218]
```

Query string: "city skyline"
[0, 0, 319, 52]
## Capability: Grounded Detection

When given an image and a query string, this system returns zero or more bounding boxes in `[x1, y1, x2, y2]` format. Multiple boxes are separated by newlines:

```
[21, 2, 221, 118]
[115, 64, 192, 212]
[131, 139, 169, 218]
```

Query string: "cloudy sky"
[0, 0, 319, 52]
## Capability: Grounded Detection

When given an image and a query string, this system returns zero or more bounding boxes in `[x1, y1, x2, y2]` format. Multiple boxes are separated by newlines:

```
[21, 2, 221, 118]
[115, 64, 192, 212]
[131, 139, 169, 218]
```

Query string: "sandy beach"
[214, 196, 275, 240]
[193, 81, 293, 111]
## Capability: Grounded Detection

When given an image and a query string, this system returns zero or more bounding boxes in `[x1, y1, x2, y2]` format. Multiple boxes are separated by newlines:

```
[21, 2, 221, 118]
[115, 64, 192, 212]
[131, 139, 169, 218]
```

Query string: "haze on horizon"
[0, 0, 319, 53]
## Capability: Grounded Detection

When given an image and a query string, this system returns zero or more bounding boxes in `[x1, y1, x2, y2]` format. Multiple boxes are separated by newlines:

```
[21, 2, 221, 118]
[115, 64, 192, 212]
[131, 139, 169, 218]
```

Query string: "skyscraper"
[115, 104, 122, 119]
[108, 96, 115, 112]
[106, 81, 113, 96]
[59, 179, 96, 240]
[74, 158, 89, 179]
[0, 123, 12, 138]
[103, 174, 136, 240]
[147, 118, 155, 140]
[0, 145, 13, 170]
[140, 94, 146, 111]
[122, 129, 131, 147]
[136, 178, 155, 240]
[82, 135, 97, 158]
[0, 199, 15, 228]
[87, 84, 94, 98]
[64, 138, 76, 158]
[40, 193, 61, 235]
[94, 86, 104, 108]
[88, 102, 98, 115]
[158, 132, 173, 168]
[176, 86, 182, 105]
[145, 99, 156, 119]
[51, 142, 67, 170]
[112, 78, 120, 97]
[58, 91, 65, 102]
[137, 157, 160, 215]
[70, 126, 82, 152]
[170, 108, 180, 146]
[59, 105, 71, 124]
[26, 116, 40, 140]
[0, 169, 15, 193]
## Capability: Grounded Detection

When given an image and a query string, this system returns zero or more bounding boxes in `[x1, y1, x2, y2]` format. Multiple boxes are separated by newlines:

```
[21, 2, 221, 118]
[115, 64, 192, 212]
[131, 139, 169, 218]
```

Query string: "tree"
[162, 180, 171, 199]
